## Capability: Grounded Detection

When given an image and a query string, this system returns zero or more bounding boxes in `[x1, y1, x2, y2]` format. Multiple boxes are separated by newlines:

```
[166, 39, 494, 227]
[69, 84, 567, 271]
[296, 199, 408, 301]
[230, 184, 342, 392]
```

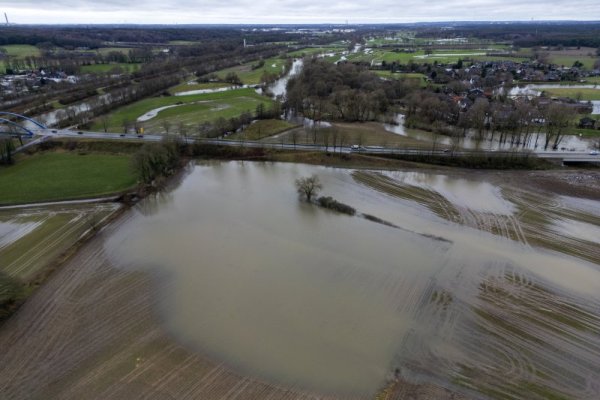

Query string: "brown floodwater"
[104, 162, 600, 398]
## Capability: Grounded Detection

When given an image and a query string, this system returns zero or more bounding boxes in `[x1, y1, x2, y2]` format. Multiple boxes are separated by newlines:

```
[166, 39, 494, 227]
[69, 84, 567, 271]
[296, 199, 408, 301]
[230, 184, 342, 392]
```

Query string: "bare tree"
[331, 127, 338, 153]
[122, 118, 131, 134]
[178, 122, 188, 140]
[322, 128, 330, 152]
[161, 120, 171, 135]
[101, 115, 110, 133]
[543, 103, 575, 150]
[339, 132, 348, 151]
[295, 175, 323, 202]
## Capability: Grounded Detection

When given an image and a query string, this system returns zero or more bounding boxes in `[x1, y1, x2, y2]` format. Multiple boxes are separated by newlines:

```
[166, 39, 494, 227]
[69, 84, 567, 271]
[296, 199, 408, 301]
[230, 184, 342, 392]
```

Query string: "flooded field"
[384, 114, 596, 152]
[0, 203, 120, 281]
[94, 162, 600, 399]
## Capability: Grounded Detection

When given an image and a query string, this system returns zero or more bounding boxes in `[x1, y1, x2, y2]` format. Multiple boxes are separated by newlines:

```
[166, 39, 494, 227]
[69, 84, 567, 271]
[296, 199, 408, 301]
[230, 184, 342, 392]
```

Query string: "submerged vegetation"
[317, 196, 356, 215]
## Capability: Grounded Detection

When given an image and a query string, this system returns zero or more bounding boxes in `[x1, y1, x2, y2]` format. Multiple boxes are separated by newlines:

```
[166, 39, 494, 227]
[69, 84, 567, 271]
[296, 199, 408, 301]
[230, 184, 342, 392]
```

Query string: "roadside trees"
[0, 138, 15, 165]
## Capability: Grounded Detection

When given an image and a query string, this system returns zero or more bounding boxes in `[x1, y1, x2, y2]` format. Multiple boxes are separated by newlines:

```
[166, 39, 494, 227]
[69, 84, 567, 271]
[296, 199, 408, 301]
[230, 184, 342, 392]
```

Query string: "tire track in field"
[352, 171, 527, 244]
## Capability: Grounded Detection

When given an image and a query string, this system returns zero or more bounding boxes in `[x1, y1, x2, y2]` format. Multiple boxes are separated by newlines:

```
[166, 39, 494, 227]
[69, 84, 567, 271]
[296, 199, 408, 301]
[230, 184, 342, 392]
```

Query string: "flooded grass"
[0, 203, 120, 282]
[90, 88, 271, 133]
[227, 119, 298, 140]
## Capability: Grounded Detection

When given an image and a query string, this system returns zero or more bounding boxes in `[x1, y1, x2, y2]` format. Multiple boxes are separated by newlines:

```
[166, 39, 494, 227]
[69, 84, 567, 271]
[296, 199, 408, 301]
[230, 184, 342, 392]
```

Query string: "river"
[103, 161, 600, 398]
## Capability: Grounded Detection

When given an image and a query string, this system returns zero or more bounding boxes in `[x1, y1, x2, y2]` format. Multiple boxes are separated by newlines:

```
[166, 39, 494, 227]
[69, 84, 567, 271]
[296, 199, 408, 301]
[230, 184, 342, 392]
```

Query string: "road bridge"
[9, 124, 600, 164]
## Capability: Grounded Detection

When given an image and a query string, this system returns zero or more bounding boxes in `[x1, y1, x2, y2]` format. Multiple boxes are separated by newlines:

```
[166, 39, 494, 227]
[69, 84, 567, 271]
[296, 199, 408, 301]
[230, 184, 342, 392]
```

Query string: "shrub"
[317, 196, 356, 215]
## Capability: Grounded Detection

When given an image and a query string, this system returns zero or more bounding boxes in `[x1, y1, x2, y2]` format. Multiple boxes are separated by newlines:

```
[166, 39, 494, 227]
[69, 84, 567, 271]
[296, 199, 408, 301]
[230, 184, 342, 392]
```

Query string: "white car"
[590, 150, 599, 156]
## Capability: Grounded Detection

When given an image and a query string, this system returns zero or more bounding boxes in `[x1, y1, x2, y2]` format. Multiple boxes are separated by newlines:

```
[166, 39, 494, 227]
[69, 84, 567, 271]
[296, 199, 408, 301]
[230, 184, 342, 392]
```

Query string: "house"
[579, 117, 596, 129]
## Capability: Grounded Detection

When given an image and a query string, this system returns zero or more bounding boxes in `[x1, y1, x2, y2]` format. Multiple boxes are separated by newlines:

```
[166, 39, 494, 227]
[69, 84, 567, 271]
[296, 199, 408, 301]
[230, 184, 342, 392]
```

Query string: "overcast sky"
[2, 1, 600, 24]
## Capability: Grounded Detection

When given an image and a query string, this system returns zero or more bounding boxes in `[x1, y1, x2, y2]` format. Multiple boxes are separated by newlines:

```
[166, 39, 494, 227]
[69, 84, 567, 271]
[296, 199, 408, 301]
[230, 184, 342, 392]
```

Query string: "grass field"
[228, 119, 297, 140]
[212, 56, 289, 84]
[550, 56, 595, 69]
[541, 87, 600, 100]
[347, 48, 528, 65]
[516, 47, 598, 69]
[95, 47, 136, 55]
[91, 88, 273, 133]
[0, 44, 41, 58]
[0, 152, 136, 205]
[373, 71, 428, 87]
[541, 47, 598, 69]
[80, 63, 140, 74]
[570, 127, 600, 137]
[583, 76, 600, 85]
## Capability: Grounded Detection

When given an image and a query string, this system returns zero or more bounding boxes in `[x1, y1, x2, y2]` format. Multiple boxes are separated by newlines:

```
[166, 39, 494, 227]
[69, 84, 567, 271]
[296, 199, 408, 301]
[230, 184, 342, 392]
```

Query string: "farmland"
[0, 44, 41, 58]
[541, 87, 600, 100]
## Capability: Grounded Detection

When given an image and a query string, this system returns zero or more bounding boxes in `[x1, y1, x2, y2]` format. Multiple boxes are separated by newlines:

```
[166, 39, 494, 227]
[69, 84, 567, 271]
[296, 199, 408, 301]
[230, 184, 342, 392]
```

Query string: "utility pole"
[4, 13, 9, 25]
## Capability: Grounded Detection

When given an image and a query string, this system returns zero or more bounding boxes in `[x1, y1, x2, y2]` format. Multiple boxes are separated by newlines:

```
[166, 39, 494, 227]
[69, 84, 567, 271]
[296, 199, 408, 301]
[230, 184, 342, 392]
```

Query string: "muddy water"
[104, 162, 600, 398]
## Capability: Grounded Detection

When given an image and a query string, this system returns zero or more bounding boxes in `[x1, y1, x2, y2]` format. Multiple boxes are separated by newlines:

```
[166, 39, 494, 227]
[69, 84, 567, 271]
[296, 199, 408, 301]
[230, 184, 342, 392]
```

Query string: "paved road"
[16, 128, 600, 163]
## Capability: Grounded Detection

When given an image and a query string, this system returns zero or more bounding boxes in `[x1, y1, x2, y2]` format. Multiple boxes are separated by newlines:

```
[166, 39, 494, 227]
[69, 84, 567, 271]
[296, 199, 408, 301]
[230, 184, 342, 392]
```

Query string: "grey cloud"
[3, 0, 600, 23]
